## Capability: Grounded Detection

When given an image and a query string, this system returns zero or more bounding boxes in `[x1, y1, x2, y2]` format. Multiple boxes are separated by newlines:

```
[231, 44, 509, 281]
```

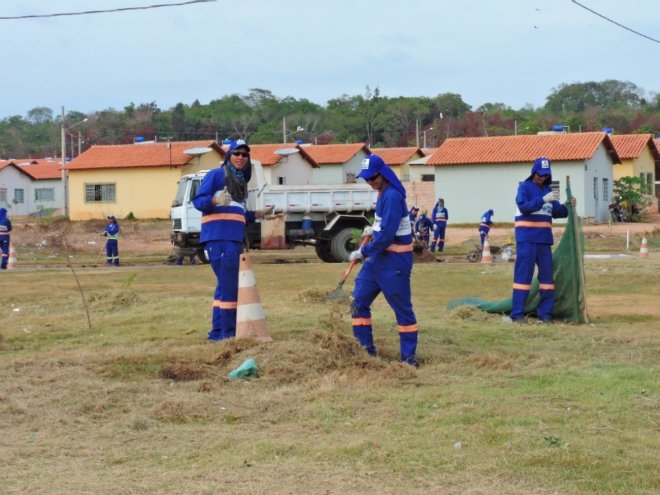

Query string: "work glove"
[213, 187, 232, 206]
[349, 249, 363, 262]
[433, 224, 438, 231]
[542, 190, 559, 203]
[256, 205, 275, 219]
[361, 226, 374, 238]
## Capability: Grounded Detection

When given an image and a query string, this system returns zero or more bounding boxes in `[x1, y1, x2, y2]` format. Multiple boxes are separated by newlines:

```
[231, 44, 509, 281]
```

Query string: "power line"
[571, 0, 660, 44]
[0, 0, 215, 20]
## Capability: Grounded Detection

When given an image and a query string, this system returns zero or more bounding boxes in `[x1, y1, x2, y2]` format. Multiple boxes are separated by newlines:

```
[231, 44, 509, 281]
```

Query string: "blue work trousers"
[105, 239, 119, 266]
[430, 223, 446, 252]
[0, 237, 9, 269]
[351, 265, 418, 363]
[206, 240, 243, 340]
[511, 242, 554, 320]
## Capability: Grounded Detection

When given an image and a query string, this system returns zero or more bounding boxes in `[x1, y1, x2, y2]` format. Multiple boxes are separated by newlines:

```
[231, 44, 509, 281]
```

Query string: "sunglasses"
[366, 173, 381, 182]
[232, 151, 250, 158]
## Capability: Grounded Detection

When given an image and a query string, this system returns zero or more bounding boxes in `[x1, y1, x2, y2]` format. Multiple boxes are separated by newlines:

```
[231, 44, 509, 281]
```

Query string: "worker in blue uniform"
[415, 212, 433, 248]
[478, 209, 494, 246]
[510, 157, 576, 323]
[102, 215, 120, 266]
[0, 208, 12, 270]
[408, 205, 419, 224]
[349, 154, 419, 366]
[193, 140, 272, 341]
[429, 198, 448, 252]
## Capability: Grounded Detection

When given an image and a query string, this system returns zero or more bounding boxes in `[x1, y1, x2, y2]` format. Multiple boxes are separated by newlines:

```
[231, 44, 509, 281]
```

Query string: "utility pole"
[60, 106, 68, 217]
[415, 119, 420, 147]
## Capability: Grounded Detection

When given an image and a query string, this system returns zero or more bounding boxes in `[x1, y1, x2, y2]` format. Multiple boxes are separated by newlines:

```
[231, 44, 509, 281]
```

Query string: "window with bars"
[0, 188, 6, 203]
[602, 178, 608, 201]
[85, 183, 116, 203]
[647, 173, 653, 194]
[345, 173, 356, 183]
[14, 188, 24, 204]
[35, 188, 55, 202]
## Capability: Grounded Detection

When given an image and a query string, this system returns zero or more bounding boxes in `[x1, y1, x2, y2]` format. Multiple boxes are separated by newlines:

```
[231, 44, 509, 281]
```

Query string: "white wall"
[0, 167, 33, 216]
[583, 145, 614, 222]
[30, 179, 63, 215]
[267, 154, 314, 185]
[312, 165, 343, 184]
[434, 161, 589, 224]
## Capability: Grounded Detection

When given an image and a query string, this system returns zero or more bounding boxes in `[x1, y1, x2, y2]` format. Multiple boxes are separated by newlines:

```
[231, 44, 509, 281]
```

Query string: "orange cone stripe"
[539, 283, 555, 290]
[398, 323, 419, 333]
[202, 213, 246, 224]
[385, 243, 414, 253]
[237, 287, 261, 305]
[512, 283, 532, 290]
[213, 300, 238, 309]
[352, 317, 372, 326]
[514, 221, 552, 228]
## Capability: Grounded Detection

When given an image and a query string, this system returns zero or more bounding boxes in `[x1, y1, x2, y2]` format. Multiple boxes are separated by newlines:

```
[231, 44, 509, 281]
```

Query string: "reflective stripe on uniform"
[514, 221, 552, 228]
[398, 323, 419, 333]
[539, 283, 555, 290]
[385, 243, 413, 253]
[213, 300, 238, 309]
[512, 283, 532, 290]
[352, 317, 372, 326]
[202, 213, 246, 224]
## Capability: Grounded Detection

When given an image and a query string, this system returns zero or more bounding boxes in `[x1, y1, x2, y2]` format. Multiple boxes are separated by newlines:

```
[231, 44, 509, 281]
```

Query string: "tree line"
[1, 80, 658, 159]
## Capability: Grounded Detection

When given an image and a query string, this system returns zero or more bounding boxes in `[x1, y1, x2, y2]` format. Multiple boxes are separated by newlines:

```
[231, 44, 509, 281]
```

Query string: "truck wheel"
[315, 241, 337, 263]
[197, 248, 209, 264]
[331, 227, 358, 263]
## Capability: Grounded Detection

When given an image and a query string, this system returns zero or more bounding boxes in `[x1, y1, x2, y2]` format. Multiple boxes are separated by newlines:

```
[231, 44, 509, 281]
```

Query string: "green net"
[447, 180, 589, 324]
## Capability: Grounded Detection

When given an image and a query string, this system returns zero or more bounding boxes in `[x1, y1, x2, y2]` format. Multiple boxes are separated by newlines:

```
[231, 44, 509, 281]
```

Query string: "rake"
[324, 235, 371, 301]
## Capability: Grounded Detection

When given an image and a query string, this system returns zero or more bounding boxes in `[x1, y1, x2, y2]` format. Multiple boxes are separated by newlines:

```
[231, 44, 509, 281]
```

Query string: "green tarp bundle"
[447, 181, 589, 324]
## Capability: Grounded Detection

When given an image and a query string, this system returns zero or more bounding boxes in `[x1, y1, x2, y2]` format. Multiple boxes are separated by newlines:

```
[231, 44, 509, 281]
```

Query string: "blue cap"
[228, 139, 250, 153]
[357, 154, 386, 180]
[531, 157, 552, 176]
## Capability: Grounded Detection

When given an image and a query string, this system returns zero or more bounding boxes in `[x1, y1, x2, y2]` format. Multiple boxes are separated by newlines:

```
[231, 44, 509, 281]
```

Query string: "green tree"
[613, 176, 653, 221]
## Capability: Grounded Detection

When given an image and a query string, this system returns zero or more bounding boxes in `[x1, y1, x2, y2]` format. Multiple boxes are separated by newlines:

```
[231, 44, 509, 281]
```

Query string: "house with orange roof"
[248, 143, 317, 186]
[66, 140, 223, 220]
[297, 143, 371, 184]
[427, 132, 621, 223]
[369, 147, 424, 181]
[0, 158, 63, 216]
[609, 134, 658, 198]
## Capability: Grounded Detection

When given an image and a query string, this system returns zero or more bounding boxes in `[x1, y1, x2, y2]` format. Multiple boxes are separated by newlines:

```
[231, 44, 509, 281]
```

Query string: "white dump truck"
[170, 160, 378, 263]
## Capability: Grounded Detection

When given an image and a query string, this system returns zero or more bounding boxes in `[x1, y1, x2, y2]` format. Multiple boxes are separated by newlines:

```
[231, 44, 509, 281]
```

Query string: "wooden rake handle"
[339, 235, 371, 284]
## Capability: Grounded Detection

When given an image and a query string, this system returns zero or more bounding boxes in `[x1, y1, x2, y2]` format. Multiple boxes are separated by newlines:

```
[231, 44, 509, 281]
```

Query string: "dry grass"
[0, 248, 658, 494]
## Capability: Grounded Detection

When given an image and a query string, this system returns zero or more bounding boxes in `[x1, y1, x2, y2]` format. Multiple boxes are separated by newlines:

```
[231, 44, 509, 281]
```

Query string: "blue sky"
[2, 0, 658, 118]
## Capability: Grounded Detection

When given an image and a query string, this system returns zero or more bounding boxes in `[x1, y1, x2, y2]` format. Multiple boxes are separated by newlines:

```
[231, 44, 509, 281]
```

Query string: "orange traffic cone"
[639, 236, 649, 258]
[236, 253, 273, 342]
[481, 237, 493, 264]
[7, 244, 17, 270]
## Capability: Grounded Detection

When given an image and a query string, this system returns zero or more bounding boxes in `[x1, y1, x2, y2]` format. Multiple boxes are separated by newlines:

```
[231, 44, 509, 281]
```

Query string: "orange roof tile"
[610, 134, 658, 160]
[427, 132, 620, 166]
[19, 160, 62, 180]
[66, 141, 222, 170]
[369, 147, 423, 165]
[297, 143, 370, 166]
[247, 143, 290, 167]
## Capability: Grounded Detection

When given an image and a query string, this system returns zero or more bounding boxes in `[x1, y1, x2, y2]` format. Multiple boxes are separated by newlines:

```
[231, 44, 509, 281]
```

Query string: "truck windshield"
[173, 178, 189, 207]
